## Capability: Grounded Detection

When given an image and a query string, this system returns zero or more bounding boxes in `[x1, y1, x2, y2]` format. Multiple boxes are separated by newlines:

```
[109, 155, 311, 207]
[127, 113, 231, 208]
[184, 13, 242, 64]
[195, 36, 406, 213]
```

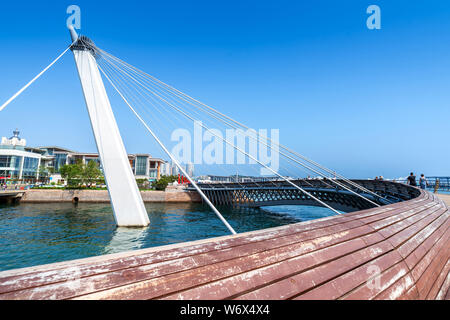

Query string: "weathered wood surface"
[438, 194, 450, 207]
[0, 189, 448, 300]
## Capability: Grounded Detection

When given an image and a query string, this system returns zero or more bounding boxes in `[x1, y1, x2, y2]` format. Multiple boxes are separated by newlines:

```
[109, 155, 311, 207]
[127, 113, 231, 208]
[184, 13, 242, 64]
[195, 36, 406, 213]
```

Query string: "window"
[54, 153, 67, 172]
[135, 156, 148, 176]
[22, 157, 39, 179]
[0, 155, 21, 170]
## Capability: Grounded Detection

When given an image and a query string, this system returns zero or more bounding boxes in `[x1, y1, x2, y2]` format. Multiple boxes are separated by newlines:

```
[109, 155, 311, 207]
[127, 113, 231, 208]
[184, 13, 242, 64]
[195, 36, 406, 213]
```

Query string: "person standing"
[407, 172, 417, 186]
[419, 174, 428, 190]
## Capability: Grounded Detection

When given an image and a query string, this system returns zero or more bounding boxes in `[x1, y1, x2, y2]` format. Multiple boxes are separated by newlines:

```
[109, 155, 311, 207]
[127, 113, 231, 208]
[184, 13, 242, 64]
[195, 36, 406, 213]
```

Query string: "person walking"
[419, 174, 428, 190]
[407, 172, 417, 186]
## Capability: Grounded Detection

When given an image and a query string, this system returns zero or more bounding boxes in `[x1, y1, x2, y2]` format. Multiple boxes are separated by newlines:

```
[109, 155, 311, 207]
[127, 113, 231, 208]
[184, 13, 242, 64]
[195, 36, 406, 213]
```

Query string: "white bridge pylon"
[69, 26, 149, 227]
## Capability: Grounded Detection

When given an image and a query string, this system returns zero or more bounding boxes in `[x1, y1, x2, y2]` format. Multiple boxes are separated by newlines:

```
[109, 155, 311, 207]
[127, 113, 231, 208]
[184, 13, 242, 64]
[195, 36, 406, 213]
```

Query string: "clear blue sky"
[0, 0, 449, 178]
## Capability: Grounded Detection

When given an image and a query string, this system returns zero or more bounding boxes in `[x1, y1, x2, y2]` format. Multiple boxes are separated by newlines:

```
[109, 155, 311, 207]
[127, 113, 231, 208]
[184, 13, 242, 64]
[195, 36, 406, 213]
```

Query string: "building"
[0, 130, 167, 183]
[160, 162, 172, 176]
[38, 148, 166, 182]
[0, 129, 49, 183]
[159, 161, 196, 178]
[129, 154, 166, 181]
[186, 163, 194, 177]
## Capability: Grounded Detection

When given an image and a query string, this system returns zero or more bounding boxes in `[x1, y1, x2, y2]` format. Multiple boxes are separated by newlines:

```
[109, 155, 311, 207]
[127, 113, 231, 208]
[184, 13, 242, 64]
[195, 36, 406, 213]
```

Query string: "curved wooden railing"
[0, 189, 448, 300]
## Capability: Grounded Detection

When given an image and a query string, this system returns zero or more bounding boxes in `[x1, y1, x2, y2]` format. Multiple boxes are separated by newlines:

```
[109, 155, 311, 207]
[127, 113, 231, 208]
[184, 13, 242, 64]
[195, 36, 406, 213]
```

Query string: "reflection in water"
[104, 227, 148, 254]
[0, 202, 336, 272]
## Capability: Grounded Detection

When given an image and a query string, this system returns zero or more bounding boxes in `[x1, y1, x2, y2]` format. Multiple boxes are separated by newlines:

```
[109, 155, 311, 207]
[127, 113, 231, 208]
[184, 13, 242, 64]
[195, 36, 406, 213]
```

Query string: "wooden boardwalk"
[438, 193, 450, 206]
[0, 189, 448, 300]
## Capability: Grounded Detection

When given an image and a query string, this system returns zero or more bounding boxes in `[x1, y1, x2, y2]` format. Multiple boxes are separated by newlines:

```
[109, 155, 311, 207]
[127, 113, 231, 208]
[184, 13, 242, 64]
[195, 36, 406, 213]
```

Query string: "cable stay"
[93, 46, 390, 204]
[98, 65, 238, 234]
[90, 45, 385, 209]
[0, 42, 75, 112]
[100, 50, 381, 207]
[91, 49, 344, 216]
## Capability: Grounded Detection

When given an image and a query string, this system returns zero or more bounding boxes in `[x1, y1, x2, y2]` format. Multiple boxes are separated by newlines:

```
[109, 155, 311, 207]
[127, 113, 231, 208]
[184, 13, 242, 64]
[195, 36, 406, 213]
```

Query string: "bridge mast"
[68, 26, 149, 227]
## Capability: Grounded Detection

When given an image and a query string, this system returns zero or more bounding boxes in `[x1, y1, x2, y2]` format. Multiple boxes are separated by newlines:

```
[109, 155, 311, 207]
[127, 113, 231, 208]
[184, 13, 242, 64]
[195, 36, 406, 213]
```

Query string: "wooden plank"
[435, 266, 450, 300]
[397, 284, 420, 300]
[234, 241, 394, 300]
[414, 234, 450, 299]
[73, 235, 370, 300]
[374, 271, 416, 300]
[381, 206, 447, 248]
[409, 222, 449, 286]
[368, 202, 437, 232]
[426, 259, 450, 300]
[162, 232, 386, 300]
[293, 250, 403, 300]
[402, 214, 449, 271]
[341, 262, 410, 300]
[397, 209, 449, 260]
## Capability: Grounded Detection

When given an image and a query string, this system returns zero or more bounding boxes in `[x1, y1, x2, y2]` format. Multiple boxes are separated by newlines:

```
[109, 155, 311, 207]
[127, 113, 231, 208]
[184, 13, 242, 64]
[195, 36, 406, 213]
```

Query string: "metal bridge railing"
[392, 177, 450, 192]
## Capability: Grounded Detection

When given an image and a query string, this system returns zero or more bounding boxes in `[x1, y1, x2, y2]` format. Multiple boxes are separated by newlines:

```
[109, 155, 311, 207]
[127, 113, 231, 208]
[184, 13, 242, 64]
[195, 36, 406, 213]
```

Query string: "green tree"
[82, 160, 102, 186]
[135, 178, 148, 189]
[152, 175, 178, 191]
[59, 161, 83, 187]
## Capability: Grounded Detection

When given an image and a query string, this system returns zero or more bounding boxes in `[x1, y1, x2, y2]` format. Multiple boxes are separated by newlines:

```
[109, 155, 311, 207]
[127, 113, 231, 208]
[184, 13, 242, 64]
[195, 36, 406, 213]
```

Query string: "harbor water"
[0, 202, 337, 272]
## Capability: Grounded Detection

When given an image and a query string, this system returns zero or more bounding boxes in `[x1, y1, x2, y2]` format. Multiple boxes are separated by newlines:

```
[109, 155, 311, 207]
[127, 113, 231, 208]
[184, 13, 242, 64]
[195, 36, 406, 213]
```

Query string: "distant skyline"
[1, 0, 449, 179]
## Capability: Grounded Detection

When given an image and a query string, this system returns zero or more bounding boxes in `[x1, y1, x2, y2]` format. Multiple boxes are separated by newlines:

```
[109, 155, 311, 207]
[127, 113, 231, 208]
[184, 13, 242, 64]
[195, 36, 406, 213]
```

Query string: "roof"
[37, 146, 76, 153]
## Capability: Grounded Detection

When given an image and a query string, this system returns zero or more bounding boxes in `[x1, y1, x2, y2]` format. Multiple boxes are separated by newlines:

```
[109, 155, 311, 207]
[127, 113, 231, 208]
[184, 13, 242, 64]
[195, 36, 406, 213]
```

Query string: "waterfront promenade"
[438, 194, 450, 206]
[0, 188, 447, 300]
[18, 187, 201, 203]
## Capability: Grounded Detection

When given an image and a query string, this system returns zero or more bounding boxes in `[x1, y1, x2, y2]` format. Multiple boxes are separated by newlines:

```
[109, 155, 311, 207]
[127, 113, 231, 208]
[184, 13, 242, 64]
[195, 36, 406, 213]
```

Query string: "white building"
[160, 162, 172, 176]
[0, 129, 168, 183]
[38, 147, 166, 182]
[0, 130, 49, 183]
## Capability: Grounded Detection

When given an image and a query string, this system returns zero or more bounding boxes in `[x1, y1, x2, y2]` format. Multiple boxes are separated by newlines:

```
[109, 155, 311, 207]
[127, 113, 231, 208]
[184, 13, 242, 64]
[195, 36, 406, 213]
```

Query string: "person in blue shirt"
[419, 174, 428, 190]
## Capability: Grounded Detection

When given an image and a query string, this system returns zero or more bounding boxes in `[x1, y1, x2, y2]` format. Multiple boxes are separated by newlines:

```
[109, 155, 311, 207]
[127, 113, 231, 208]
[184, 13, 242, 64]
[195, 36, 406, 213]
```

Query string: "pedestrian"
[419, 174, 428, 190]
[407, 172, 417, 186]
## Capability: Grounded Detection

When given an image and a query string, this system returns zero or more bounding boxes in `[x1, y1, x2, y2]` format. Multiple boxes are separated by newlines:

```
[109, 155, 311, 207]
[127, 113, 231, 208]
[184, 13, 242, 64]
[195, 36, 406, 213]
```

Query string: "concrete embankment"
[20, 188, 201, 203]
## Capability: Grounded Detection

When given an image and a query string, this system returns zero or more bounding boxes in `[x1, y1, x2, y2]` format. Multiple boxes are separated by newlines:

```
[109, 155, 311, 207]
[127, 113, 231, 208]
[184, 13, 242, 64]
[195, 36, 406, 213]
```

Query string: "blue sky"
[0, 0, 449, 178]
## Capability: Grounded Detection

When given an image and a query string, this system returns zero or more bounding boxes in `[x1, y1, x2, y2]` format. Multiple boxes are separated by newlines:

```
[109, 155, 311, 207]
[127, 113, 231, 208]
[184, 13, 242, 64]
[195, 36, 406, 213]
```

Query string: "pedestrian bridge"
[190, 179, 421, 213]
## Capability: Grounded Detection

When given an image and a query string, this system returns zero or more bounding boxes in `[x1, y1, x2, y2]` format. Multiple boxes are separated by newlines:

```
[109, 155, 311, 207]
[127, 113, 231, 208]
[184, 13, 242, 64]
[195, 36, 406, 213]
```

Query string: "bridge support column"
[69, 27, 149, 227]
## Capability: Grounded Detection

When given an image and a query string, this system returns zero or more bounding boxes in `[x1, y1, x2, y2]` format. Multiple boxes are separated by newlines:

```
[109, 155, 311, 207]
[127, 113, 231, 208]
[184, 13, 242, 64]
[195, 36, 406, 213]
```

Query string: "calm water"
[0, 202, 336, 272]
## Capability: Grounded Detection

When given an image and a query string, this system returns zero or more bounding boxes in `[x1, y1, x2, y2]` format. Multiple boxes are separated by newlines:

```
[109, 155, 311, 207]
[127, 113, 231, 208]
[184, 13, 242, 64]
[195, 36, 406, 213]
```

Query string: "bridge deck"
[0, 190, 448, 300]
[438, 193, 450, 207]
